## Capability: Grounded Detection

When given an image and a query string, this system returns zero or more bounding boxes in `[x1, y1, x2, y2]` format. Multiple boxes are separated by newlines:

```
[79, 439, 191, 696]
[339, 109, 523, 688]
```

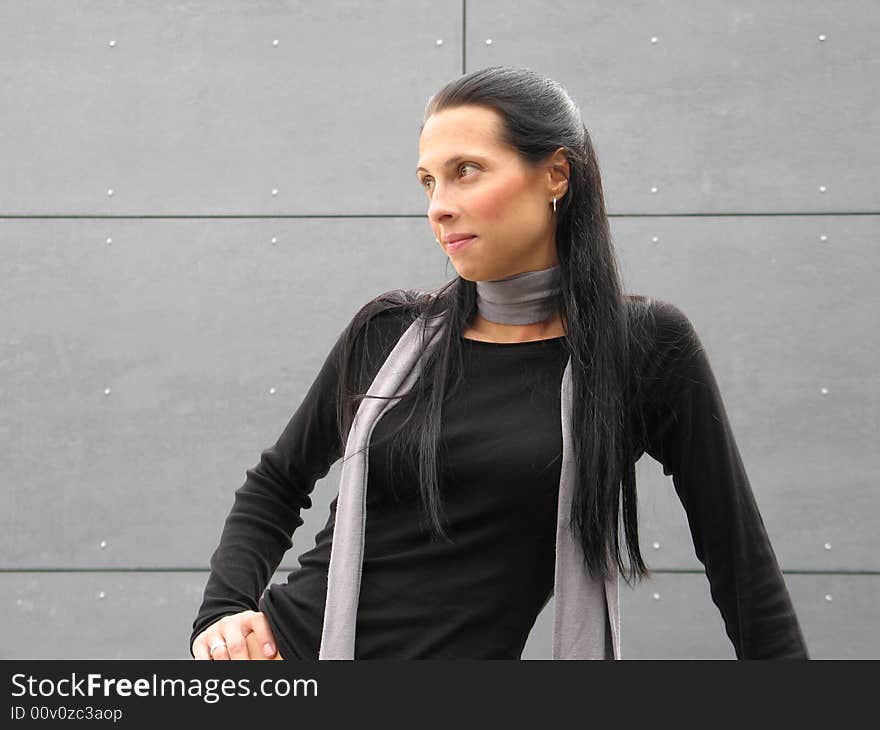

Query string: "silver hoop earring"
[552, 196, 557, 213]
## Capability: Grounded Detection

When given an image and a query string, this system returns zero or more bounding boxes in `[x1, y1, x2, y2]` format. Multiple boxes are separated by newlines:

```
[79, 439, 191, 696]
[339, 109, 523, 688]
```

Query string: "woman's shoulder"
[624, 294, 708, 397]
[335, 288, 427, 367]
[349, 287, 425, 335]
[624, 293, 699, 342]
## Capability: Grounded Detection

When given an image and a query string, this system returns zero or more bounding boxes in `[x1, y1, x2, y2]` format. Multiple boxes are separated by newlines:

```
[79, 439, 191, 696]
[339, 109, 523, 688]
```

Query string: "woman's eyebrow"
[416, 154, 479, 176]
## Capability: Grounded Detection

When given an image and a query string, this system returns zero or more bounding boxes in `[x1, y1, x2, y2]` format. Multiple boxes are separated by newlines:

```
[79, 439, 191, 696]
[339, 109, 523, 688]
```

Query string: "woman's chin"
[447, 258, 485, 280]
[453, 267, 482, 282]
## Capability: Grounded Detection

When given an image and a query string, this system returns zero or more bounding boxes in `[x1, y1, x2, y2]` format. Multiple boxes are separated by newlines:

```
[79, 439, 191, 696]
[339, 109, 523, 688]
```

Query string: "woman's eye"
[421, 163, 477, 191]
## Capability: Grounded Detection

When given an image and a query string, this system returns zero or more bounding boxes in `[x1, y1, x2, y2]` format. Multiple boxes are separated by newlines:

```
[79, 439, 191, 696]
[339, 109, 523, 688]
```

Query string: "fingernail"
[263, 643, 275, 657]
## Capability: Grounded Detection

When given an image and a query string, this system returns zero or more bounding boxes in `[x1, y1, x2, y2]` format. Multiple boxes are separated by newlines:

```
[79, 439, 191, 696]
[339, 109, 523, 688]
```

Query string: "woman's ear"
[547, 147, 570, 200]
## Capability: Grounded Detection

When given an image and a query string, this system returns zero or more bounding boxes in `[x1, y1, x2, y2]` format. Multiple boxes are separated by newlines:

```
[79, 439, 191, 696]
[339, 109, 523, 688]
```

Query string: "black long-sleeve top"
[189, 295, 809, 659]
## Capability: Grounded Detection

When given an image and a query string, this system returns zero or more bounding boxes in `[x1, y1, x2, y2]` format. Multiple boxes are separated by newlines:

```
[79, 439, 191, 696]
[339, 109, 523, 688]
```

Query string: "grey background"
[1, 0, 876, 659]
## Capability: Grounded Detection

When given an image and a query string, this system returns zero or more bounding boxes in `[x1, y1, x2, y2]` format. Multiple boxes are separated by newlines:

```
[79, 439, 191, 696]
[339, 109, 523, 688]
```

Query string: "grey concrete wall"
[2, 1, 876, 659]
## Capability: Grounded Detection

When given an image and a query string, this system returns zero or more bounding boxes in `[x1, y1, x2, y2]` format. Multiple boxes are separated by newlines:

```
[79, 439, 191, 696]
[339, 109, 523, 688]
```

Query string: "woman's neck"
[463, 311, 567, 343]
[469, 263, 565, 343]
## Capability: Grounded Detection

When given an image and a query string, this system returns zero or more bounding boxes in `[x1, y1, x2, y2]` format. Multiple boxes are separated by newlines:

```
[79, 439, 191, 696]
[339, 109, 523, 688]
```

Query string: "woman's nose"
[427, 187, 456, 224]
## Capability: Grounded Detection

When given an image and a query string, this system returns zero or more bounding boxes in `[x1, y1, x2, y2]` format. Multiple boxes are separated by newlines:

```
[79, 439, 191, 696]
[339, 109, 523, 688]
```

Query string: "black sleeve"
[188, 320, 350, 657]
[641, 300, 809, 659]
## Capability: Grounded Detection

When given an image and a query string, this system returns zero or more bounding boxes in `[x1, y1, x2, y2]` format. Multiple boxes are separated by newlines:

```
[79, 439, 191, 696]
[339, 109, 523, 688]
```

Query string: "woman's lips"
[446, 235, 477, 254]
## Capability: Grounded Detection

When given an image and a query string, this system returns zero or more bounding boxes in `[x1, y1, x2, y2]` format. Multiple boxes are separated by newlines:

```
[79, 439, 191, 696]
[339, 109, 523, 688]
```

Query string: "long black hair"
[333, 65, 661, 587]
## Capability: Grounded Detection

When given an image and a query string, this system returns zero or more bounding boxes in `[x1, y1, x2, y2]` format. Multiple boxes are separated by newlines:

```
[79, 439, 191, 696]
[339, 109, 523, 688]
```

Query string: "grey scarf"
[319, 265, 620, 659]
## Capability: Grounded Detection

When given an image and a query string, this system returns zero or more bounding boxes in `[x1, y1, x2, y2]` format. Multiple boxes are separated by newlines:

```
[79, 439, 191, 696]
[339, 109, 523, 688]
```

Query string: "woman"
[190, 65, 809, 660]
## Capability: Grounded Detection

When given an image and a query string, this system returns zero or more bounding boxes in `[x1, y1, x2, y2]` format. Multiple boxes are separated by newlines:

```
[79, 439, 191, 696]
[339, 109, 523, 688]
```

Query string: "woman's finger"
[207, 636, 230, 661]
[222, 630, 250, 660]
[245, 631, 274, 660]
[250, 613, 282, 659]
[192, 635, 212, 660]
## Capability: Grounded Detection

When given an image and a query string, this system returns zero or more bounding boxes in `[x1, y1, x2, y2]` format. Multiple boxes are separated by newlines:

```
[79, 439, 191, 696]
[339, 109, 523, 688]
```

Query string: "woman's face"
[416, 105, 569, 282]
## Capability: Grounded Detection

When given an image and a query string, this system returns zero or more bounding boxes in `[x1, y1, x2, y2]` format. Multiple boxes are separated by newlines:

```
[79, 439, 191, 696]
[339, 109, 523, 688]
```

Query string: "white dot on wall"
[819, 235, 828, 241]
[104, 388, 111, 396]
[108, 40, 116, 47]
[98, 591, 106, 599]
[820, 387, 828, 395]
[651, 36, 658, 43]
[652, 541, 660, 549]
[650, 186, 658, 193]
[824, 594, 833, 602]
[824, 542, 832, 550]
[99, 540, 107, 549]
[818, 34, 827, 41]
[652, 592, 660, 600]
[271, 237, 277, 244]
[271, 189, 278, 196]
[269, 387, 276, 395]
[651, 236, 659, 243]
[106, 237, 112, 244]
[485, 38, 492, 45]
[272, 39, 279, 46]
[436, 39, 443, 46]
[819, 185, 827, 193]
[107, 189, 114, 196]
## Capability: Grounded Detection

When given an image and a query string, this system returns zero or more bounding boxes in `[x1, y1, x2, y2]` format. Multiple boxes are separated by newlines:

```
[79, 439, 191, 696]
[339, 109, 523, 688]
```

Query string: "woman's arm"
[188, 294, 418, 658]
[188, 321, 350, 657]
[640, 300, 809, 659]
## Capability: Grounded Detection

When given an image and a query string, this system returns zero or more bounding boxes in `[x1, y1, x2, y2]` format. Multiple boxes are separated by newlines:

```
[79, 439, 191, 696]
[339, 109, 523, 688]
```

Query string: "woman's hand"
[192, 610, 283, 660]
